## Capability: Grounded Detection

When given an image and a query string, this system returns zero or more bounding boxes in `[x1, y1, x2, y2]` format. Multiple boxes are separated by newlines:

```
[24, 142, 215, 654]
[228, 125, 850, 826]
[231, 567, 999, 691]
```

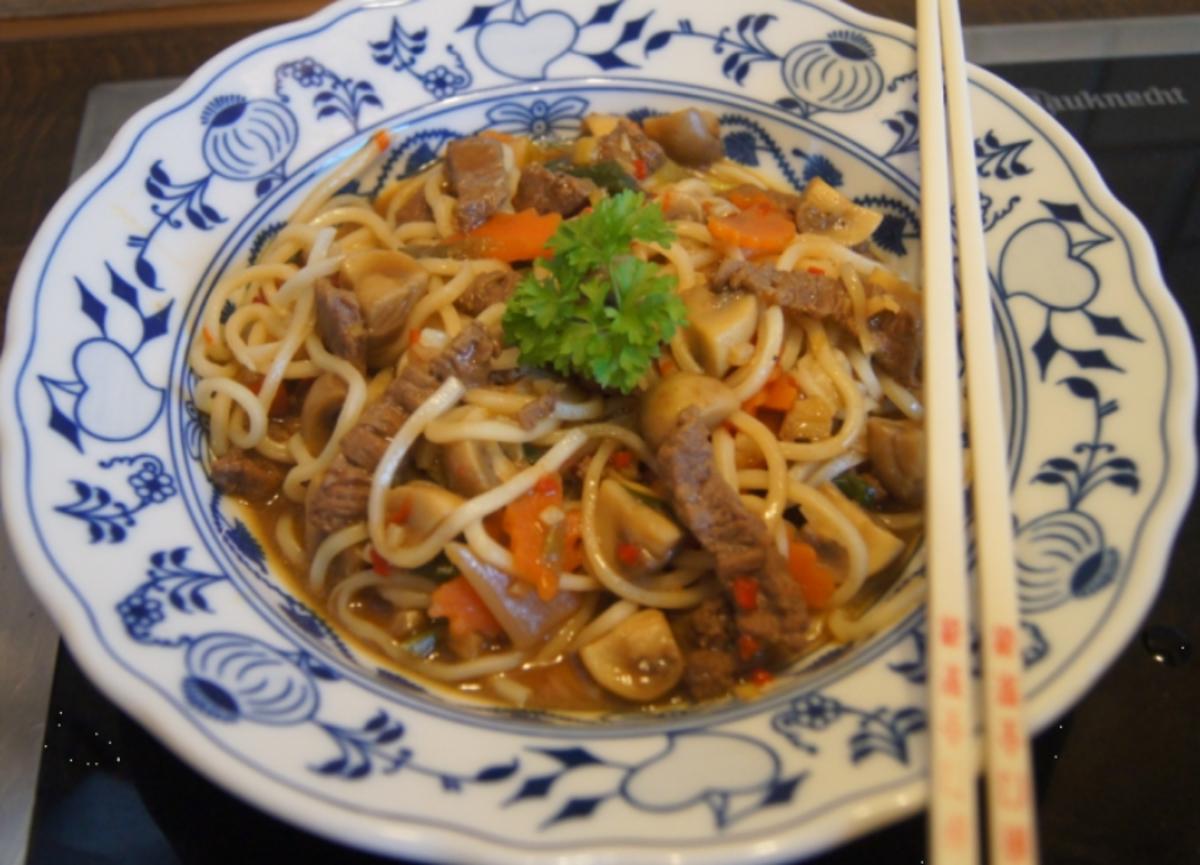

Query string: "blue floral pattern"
[56, 453, 176, 542]
[275, 57, 383, 131]
[484, 96, 589, 137]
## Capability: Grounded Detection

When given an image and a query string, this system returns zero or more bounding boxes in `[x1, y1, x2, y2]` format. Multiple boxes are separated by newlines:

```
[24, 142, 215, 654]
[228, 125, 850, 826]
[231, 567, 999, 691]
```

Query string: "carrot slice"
[503, 473, 564, 600]
[788, 541, 836, 609]
[708, 205, 797, 253]
[725, 186, 784, 212]
[429, 576, 504, 639]
[468, 209, 562, 263]
[743, 367, 800, 414]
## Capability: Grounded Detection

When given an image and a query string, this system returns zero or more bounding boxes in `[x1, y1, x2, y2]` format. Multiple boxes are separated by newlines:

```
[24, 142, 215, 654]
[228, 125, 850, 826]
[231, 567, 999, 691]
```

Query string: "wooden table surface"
[1, 0, 1198, 340]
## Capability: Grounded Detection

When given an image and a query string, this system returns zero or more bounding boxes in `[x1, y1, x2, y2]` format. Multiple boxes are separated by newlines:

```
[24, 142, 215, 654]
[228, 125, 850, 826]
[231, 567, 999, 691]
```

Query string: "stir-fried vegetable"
[788, 540, 835, 608]
[833, 472, 881, 509]
[468, 209, 562, 263]
[708, 203, 796, 253]
[428, 576, 504, 639]
[743, 367, 800, 414]
[502, 473, 582, 600]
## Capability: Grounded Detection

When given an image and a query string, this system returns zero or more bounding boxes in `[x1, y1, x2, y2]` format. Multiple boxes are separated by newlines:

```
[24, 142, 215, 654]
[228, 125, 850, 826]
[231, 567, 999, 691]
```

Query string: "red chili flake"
[807, 266, 826, 276]
[632, 158, 648, 180]
[388, 500, 413, 526]
[737, 633, 760, 662]
[370, 548, 389, 576]
[732, 576, 759, 611]
[611, 450, 634, 470]
[372, 129, 392, 152]
[616, 542, 641, 567]
[534, 474, 559, 496]
[748, 668, 774, 686]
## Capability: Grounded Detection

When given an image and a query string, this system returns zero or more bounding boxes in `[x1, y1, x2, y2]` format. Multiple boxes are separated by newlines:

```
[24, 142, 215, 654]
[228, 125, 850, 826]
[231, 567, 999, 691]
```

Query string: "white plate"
[2, 0, 1195, 862]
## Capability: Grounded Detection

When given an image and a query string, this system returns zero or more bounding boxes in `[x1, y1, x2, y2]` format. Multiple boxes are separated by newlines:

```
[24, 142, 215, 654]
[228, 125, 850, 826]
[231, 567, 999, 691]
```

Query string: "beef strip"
[675, 597, 739, 700]
[516, 393, 557, 430]
[454, 268, 518, 317]
[211, 448, 285, 503]
[512, 163, 594, 217]
[713, 259, 849, 322]
[339, 401, 408, 470]
[658, 409, 811, 699]
[657, 409, 769, 579]
[305, 322, 498, 553]
[868, 308, 922, 386]
[445, 136, 510, 232]
[304, 455, 372, 552]
[392, 187, 433, 225]
[684, 647, 738, 701]
[388, 320, 498, 413]
[314, 279, 367, 371]
[596, 118, 666, 176]
[714, 259, 923, 386]
[737, 550, 809, 656]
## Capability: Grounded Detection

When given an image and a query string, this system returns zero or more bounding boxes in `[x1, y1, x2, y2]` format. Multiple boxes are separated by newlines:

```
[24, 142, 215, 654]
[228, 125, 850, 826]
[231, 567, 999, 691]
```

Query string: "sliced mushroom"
[779, 394, 835, 442]
[443, 439, 502, 497]
[682, 286, 759, 377]
[594, 479, 683, 575]
[866, 417, 924, 506]
[341, 250, 430, 369]
[642, 108, 723, 168]
[640, 372, 739, 451]
[579, 608, 684, 702]
[805, 481, 905, 576]
[795, 177, 883, 246]
[300, 372, 349, 454]
[385, 481, 464, 545]
[445, 543, 581, 648]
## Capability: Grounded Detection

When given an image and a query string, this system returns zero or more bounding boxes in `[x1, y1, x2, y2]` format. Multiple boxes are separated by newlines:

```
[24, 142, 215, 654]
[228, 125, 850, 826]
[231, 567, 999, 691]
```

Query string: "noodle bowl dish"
[3, 0, 1193, 861]
[195, 111, 929, 711]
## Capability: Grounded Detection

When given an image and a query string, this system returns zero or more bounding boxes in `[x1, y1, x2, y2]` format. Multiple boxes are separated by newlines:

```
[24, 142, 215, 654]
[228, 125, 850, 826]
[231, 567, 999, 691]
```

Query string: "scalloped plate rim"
[0, 0, 1195, 862]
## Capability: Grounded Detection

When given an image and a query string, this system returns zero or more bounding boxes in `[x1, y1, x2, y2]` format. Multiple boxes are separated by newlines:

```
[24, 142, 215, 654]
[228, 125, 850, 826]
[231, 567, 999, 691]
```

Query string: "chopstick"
[916, 0, 979, 860]
[938, 0, 1041, 861]
[917, 0, 1040, 863]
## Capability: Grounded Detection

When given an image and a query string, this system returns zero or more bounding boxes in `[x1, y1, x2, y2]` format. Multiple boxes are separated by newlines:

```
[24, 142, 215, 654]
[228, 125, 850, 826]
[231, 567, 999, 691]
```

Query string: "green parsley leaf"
[502, 190, 687, 393]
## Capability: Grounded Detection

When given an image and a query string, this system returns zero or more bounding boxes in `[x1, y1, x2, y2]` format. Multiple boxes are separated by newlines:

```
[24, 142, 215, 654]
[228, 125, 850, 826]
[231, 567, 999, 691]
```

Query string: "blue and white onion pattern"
[781, 31, 885, 115]
[200, 96, 299, 181]
[182, 632, 319, 725]
[1015, 509, 1119, 613]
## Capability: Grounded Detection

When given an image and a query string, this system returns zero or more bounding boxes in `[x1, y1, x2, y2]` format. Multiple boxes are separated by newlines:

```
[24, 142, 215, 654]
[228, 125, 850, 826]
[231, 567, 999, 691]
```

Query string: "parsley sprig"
[501, 190, 687, 393]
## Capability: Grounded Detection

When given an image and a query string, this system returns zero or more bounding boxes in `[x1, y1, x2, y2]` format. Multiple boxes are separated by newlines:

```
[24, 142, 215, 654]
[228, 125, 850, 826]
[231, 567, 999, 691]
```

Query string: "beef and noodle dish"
[191, 109, 925, 711]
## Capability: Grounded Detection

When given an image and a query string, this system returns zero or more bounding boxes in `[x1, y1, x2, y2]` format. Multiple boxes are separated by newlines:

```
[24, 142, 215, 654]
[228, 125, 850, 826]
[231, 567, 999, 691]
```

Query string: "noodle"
[191, 110, 927, 710]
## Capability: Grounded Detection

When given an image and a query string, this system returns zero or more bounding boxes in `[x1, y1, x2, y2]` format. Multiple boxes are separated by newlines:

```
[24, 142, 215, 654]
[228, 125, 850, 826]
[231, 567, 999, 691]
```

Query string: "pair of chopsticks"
[916, 0, 1039, 863]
